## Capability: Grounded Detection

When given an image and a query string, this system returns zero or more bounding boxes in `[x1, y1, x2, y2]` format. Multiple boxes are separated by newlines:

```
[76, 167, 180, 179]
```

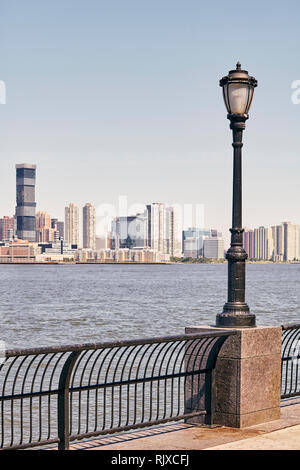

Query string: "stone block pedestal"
[185, 325, 282, 428]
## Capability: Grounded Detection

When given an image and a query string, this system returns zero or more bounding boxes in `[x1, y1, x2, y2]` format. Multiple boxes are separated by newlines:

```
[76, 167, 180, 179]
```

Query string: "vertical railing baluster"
[57, 351, 81, 450]
[0, 331, 239, 450]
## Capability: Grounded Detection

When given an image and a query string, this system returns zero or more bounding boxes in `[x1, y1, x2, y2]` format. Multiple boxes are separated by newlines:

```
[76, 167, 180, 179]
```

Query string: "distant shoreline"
[0, 261, 299, 266]
[0, 262, 169, 265]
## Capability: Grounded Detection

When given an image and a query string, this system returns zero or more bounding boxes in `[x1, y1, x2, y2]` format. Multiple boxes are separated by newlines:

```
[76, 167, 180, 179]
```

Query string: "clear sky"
[0, 0, 299, 247]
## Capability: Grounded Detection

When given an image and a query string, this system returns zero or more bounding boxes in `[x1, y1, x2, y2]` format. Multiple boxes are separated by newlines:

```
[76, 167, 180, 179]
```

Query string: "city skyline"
[0, 161, 299, 253]
[1, 169, 300, 263]
[0, 1, 300, 251]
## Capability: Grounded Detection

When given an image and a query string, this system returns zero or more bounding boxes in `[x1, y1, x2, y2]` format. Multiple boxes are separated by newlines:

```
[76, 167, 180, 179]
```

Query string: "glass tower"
[15, 163, 37, 242]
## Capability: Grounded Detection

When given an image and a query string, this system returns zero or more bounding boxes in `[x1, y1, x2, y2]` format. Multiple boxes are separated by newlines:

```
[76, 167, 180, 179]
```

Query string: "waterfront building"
[110, 204, 182, 257]
[203, 237, 224, 259]
[76, 249, 98, 263]
[36, 211, 56, 243]
[146, 203, 166, 253]
[83, 203, 96, 250]
[253, 226, 265, 260]
[51, 219, 64, 239]
[272, 225, 284, 261]
[115, 248, 131, 263]
[283, 222, 300, 261]
[128, 248, 162, 263]
[165, 206, 182, 257]
[265, 227, 274, 260]
[0, 216, 15, 241]
[243, 228, 254, 259]
[183, 237, 201, 258]
[36, 211, 51, 230]
[110, 248, 162, 263]
[65, 203, 79, 247]
[0, 239, 39, 263]
[75, 247, 162, 263]
[51, 218, 64, 240]
[37, 240, 76, 262]
[36, 228, 58, 243]
[96, 249, 116, 262]
[96, 234, 111, 250]
[182, 228, 213, 258]
[15, 163, 37, 242]
[111, 213, 147, 250]
[56, 221, 64, 240]
[245, 222, 299, 261]
[253, 226, 273, 260]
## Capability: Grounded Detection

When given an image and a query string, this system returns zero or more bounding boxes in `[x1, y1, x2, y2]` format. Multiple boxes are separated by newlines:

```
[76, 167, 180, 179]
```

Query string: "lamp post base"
[216, 303, 256, 328]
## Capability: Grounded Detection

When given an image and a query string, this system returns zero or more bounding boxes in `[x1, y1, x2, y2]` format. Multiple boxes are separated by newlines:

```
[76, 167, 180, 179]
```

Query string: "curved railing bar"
[282, 328, 300, 359]
[0, 331, 236, 450]
[4, 331, 235, 358]
[281, 325, 300, 398]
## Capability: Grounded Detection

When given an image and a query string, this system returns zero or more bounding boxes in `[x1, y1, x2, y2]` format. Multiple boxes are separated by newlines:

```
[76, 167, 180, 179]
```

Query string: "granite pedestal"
[185, 326, 282, 428]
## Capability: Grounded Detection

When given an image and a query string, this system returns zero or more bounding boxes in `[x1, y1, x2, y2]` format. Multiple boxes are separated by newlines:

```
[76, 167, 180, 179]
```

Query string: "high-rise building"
[50, 218, 64, 240]
[183, 237, 201, 258]
[35, 211, 56, 243]
[56, 221, 64, 240]
[146, 203, 165, 253]
[65, 203, 79, 247]
[111, 213, 147, 250]
[245, 222, 299, 261]
[36, 211, 51, 230]
[243, 228, 254, 259]
[253, 226, 273, 260]
[83, 203, 96, 250]
[203, 237, 225, 259]
[51, 218, 58, 230]
[283, 222, 300, 261]
[272, 225, 284, 261]
[265, 227, 274, 260]
[182, 228, 213, 258]
[0, 216, 15, 241]
[110, 204, 183, 257]
[165, 207, 182, 257]
[15, 163, 36, 242]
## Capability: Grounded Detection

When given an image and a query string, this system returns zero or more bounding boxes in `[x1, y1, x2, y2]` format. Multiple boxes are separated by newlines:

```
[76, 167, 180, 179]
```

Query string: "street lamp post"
[216, 62, 257, 328]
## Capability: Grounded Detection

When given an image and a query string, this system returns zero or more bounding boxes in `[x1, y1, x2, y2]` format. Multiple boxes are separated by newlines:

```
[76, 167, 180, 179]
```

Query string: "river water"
[1, 263, 299, 349]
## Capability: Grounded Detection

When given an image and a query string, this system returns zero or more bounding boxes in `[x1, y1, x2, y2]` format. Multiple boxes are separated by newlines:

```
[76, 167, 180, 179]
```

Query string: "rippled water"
[1, 264, 299, 349]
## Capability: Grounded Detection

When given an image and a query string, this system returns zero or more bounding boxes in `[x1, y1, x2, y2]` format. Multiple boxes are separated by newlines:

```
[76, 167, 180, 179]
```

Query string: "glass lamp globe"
[220, 62, 257, 116]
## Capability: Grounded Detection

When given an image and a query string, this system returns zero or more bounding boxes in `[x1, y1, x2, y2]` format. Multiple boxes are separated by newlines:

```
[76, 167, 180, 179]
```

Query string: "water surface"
[0, 264, 299, 349]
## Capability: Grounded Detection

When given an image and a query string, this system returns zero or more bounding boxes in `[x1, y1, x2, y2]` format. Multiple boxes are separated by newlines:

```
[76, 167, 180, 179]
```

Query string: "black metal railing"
[281, 324, 300, 400]
[0, 330, 234, 450]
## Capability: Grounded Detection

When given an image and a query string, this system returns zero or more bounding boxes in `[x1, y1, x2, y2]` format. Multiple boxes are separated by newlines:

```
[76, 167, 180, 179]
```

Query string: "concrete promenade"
[64, 399, 300, 451]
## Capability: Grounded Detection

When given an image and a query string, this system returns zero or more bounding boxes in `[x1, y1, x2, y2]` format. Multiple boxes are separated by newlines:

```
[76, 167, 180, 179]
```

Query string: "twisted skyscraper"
[15, 164, 36, 242]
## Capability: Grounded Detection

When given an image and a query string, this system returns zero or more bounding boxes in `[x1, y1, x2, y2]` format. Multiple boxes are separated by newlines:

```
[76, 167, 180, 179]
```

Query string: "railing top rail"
[282, 324, 300, 331]
[4, 330, 236, 358]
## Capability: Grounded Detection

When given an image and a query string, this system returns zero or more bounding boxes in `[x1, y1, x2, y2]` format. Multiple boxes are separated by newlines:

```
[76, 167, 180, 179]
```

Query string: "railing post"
[58, 351, 81, 450]
[184, 335, 227, 426]
[186, 326, 282, 428]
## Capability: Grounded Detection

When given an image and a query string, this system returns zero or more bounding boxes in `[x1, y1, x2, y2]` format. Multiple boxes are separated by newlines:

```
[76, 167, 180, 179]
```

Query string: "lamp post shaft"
[216, 116, 256, 328]
[232, 127, 243, 230]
